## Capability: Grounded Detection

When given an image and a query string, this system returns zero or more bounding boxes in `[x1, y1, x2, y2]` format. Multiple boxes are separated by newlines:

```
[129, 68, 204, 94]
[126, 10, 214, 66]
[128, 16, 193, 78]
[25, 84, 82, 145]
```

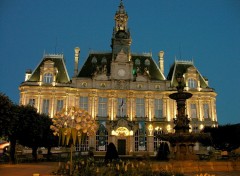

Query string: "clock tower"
[111, 1, 133, 80]
[111, 0, 132, 60]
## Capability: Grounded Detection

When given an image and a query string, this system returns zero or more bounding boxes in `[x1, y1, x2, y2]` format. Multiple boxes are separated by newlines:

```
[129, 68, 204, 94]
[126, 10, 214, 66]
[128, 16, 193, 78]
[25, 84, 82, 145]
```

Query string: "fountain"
[158, 73, 210, 160]
[169, 73, 192, 134]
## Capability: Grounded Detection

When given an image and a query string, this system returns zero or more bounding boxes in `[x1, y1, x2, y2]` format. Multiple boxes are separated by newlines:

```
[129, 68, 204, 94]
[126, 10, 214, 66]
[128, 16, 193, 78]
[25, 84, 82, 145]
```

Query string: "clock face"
[118, 69, 126, 77]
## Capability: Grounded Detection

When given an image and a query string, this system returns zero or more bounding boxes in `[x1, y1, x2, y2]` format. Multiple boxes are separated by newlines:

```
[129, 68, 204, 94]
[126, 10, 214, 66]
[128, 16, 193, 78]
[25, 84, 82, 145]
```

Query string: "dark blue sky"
[0, 0, 239, 125]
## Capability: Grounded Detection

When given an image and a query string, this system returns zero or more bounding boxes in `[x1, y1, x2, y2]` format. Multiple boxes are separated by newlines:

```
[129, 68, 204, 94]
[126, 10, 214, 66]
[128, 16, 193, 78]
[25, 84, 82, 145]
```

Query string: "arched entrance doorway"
[111, 126, 134, 155]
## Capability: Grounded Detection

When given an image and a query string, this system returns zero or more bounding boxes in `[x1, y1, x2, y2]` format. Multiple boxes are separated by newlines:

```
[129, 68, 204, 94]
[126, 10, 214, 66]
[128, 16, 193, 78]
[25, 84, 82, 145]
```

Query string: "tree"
[0, 93, 23, 163]
[0, 93, 58, 163]
[39, 113, 58, 159]
[203, 124, 240, 151]
[17, 105, 55, 161]
[0, 93, 13, 137]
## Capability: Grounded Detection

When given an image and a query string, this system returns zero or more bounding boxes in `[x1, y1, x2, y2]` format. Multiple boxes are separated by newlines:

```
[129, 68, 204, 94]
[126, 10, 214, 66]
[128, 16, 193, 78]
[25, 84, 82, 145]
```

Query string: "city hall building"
[19, 1, 217, 155]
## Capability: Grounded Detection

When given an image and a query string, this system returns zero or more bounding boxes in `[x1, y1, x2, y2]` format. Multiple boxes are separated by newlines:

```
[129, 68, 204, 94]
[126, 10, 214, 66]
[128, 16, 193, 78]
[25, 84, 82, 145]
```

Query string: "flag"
[119, 98, 124, 117]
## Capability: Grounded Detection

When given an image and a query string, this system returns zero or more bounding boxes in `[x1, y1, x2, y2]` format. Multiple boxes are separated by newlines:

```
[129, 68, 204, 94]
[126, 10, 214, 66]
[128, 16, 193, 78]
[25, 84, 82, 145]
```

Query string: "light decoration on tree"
[50, 106, 98, 146]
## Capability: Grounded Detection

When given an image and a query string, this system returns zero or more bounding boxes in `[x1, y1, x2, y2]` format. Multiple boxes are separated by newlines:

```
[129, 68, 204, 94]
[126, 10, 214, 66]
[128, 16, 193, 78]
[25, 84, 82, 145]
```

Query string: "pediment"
[112, 117, 134, 131]
[187, 66, 197, 73]
[115, 49, 129, 62]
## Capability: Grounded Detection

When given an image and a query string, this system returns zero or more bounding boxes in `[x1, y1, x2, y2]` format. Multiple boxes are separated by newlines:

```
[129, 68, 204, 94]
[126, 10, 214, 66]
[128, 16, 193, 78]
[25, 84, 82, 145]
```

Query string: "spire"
[118, 0, 125, 14]
[114, 0, 128, 31]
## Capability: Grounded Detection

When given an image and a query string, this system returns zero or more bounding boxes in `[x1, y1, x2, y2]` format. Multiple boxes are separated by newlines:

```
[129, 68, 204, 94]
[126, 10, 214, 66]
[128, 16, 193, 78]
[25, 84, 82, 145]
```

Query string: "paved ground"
[0, 162, 59, 176]
[1, 162, 240, 176]
[185, 171, 240, 176]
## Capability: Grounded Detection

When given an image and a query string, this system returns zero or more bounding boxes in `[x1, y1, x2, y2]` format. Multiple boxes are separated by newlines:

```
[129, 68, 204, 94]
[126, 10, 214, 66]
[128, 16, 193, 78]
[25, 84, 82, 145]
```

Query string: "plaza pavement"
[1, 162, 240, 176]
[0, 162, 59, 176]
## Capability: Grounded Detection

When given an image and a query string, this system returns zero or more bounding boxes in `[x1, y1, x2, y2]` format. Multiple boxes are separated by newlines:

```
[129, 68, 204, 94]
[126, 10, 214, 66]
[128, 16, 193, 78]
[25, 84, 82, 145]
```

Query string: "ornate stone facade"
[19, 1, 217, 156]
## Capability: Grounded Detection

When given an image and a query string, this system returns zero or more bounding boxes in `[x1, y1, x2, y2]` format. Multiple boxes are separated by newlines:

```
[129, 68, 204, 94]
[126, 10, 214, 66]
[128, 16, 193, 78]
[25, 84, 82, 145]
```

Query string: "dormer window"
[91, 56, 97, 64]
[144, 59, 150, 66]
[101, 57, 107, 65]
[135, 59, 140, 66]
[188, 78, 197, 89]
[43, 73, 53, 84]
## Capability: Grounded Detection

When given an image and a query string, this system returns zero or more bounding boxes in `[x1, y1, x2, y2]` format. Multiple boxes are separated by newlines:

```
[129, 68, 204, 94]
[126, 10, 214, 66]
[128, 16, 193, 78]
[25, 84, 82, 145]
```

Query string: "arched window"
[134, 129, 147, 151]
[96, 126, 108, 151]
[43, 73, 53, 84]
[188, 78, 197, 88]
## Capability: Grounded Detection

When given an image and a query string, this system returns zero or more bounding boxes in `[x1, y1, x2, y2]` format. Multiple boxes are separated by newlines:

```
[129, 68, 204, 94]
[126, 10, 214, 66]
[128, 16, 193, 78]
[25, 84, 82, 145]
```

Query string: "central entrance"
[118, 139, 126, 155]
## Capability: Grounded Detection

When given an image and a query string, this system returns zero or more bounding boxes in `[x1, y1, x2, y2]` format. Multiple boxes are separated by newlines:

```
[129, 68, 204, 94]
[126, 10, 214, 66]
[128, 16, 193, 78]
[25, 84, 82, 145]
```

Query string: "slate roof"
[78, 52, 112, 77]
[167, 60, 209, 88]
[77, 51, 165, 81]
[27, 54, 70, 83]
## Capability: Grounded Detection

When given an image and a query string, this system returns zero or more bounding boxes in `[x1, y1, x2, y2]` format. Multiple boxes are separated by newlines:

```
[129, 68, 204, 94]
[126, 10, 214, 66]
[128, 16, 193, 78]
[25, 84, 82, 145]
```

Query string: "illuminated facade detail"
[19, 1, 218, 156]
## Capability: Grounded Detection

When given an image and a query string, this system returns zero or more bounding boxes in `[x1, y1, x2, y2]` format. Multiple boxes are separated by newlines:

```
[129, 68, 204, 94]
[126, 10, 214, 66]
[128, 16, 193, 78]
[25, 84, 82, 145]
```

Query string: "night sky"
[0, 0, 239, 125]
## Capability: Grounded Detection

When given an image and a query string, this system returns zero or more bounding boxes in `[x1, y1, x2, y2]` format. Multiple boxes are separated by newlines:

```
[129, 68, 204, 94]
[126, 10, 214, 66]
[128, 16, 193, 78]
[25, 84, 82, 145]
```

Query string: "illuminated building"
[19, 1, 217, 155]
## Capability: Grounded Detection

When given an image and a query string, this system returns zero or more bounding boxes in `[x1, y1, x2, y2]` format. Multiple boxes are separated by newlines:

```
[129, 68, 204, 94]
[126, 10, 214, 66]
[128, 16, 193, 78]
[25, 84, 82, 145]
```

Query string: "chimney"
[25, 69, 32, 81]
[74, 47, 80, 76]
[158, 51, 164, 75]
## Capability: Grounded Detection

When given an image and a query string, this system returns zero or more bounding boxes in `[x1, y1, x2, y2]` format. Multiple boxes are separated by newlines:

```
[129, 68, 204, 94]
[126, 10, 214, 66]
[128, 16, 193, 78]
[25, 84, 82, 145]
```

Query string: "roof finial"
[118, 0, 125, 13]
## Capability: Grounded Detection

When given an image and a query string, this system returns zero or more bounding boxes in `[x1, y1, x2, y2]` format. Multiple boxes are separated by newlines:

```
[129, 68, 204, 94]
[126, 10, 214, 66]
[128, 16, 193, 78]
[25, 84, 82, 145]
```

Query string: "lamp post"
[51, 106, 98, 175]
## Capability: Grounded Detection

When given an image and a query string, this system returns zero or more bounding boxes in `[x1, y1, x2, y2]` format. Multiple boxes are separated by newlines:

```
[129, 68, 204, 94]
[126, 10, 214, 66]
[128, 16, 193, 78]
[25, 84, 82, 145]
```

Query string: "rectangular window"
[56, 100, 64, 112]
[29, 99, 35, 107]
[117, 98, 126, 117]
[79, 97, 88, 111]
[98, 97, 108, 117]
[154, 99, 163, 118]
[136, 98, 145, 117]
[203, 104, 209, 118]
[190, 104, 197, 118]
[42, 99, 49, 114]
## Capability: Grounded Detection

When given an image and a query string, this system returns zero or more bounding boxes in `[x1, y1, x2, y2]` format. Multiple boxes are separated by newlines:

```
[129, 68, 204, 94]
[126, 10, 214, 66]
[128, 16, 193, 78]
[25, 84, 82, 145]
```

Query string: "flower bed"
[52, 157, 185, 176]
